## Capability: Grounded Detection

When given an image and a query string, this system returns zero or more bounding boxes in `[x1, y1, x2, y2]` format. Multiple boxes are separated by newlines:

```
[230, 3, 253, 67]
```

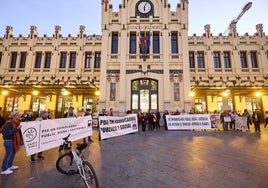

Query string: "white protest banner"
[166, 114, 211, 130]
[20, 116, 92, 156]
[235, 116, 248, 131]
[98, 114, 138, 140]
[210, 114, 221, 129]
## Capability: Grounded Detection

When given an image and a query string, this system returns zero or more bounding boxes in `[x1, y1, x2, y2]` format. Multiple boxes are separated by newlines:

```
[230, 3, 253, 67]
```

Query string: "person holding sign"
[242, 109, 252, 132]
[222, 111, 231, 131]
[83, 108, 94, 143]
[1, 111, 22, 175]
[264, 111, 268, 129]
[30, 110, 48, 162]
[63, 107, 77, 118]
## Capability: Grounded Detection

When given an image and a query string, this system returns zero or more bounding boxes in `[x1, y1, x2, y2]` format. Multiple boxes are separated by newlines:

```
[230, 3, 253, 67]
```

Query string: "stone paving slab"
[1, 126, 268, 188]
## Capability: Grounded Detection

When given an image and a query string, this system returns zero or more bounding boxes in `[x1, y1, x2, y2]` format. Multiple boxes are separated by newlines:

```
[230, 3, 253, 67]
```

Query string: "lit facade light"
[32, 90, 39, 95]
[222, 92, 229, 97]
[255, 92, 262, 97]
[1, 90, 8, 95]
[95, 90, 100, 96]
[62, 90, 69, 95]
[190, 91, 195, 97]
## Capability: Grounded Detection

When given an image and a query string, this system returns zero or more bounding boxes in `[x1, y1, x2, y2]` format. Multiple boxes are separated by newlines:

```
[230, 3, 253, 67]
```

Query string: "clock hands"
[137, 1, 151, 15]
[143, 3, 148, 12]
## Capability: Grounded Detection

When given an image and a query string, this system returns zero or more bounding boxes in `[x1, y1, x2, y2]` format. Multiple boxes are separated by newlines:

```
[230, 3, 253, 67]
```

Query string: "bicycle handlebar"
[63, 134, 71, 141]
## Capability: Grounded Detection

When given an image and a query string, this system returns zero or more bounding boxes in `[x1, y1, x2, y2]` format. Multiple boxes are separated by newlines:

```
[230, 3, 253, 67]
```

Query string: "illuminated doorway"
[131, 78, 158, 113]
[56, 97, 73, 118]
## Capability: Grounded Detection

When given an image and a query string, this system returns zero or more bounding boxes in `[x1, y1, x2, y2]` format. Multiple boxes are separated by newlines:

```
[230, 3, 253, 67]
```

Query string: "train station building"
[0, 0, 267, 118]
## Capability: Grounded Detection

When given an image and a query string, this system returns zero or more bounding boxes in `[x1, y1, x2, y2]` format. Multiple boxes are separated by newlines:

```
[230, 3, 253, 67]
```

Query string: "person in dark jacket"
[1, 111, 22, 175]
[63, 107, 76, 118]
[163, 110, 169, 130]
[252, 110, 261, 133]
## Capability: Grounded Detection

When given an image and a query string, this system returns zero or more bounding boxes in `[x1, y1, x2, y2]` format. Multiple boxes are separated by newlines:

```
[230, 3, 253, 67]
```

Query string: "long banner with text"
[98, 114, 138, 140]
[166, 114, 248, 130]
[166, 114, 212, 130]
[20, 116, 92, 156]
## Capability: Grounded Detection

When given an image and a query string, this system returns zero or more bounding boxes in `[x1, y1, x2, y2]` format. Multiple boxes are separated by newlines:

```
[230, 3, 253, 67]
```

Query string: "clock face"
[138, 1, 152, 14]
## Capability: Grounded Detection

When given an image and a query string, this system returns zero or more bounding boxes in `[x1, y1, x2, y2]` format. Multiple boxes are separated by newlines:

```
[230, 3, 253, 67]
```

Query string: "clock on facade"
[136, 0, 153, 17]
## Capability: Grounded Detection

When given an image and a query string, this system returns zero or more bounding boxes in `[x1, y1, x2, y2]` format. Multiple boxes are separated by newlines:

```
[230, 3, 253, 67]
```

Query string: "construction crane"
[224, 2, 252, 35]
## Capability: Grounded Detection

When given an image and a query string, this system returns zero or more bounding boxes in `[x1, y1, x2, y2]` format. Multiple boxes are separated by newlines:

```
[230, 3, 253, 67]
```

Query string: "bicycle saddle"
[76, 143, 87, 151]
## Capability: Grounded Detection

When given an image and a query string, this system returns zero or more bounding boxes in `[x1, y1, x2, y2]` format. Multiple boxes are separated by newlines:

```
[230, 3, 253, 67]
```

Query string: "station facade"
[0, 0, 267, 118]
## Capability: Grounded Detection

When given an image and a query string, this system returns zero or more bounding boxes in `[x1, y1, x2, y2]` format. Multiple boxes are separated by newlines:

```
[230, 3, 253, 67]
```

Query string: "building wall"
[99, 0, 190, 114]
[0, 0, 267, 117]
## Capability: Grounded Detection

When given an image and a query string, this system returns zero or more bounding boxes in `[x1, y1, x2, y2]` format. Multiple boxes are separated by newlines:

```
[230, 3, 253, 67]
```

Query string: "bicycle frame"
[56, 134, 99, 188]
[70, 147, 90, 187]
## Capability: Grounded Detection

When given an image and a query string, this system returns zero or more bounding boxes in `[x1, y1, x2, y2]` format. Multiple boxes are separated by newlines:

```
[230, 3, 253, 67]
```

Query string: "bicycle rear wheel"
[81, 161, 99, 188]
[56, 152, 78, 175]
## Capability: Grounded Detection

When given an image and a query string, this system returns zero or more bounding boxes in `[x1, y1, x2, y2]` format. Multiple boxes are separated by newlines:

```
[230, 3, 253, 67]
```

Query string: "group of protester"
[220, 109, 266, 133]
[137, 110, 162, 132]
[135, 108, 268, 133]
[1, 106, 268, 175]
[0, 106, 94, 175]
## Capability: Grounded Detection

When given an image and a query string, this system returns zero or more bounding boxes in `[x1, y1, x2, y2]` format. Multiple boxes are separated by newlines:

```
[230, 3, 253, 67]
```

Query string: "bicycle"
[56, 134, 99, 188]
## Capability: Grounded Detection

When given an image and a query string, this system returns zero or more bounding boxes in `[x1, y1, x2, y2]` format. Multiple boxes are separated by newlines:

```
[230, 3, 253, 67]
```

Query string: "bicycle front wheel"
[56, 152, 78, 175]
[81, 161, 99, 188]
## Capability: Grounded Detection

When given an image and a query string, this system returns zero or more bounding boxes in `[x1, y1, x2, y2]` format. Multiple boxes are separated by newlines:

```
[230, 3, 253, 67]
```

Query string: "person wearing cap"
[1, 111, 22, 175]
[30, 110, 48, 162]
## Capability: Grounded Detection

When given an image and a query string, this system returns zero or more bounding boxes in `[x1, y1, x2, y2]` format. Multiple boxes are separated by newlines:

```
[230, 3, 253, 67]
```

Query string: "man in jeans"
[1, 111, 22, 175]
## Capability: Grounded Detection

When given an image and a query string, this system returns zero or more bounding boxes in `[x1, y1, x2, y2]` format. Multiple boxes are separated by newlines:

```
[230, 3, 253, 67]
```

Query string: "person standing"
[222, 111, 231, 131]
[21, 110, 32, 122]
[30, 110, 48, 162]
[47, 109, 52, 119]
[1, 111, 22, 175]
[242, 109, 252, 132]
[264, 111, 268, 128]
[163, 110, 169, 130]
[252, 110, 261, 133]
[230, 111, 238, 130]
[147, 110, 154, 131]
[99, 109, 107, 116]
[83, 109, 94, 143]
[141, 112, 147, 132]
[63, 107, 77, 118]
[137, 110, 142, 132]
[108, 108, 113, 116]
[0, 107, 6, 128]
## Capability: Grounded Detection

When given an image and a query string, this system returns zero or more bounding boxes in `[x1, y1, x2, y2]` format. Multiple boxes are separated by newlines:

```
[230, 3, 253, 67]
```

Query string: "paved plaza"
[1, 125, 268, 188]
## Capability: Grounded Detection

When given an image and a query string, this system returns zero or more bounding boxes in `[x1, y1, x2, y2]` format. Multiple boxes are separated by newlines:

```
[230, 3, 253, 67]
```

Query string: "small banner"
[99, 114, 138, 140]
[210, 114, 221, 129]
[166, 114, 211, 130]
[20, 116, 92, 156]
[235, 116, 248, 130]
